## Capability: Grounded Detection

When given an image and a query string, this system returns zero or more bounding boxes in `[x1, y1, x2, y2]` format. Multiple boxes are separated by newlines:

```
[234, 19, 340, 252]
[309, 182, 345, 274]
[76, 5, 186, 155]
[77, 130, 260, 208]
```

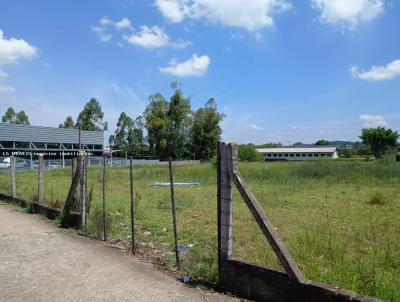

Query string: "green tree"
[2, 107, 30, 125]
[15, 111, 30, 125]
[338, 147, 353, 158]
[127, 116, 148, 156]
[190, 98, 224, 160]
[2, 107, 16, 123]
[113, 112, 134, 154]
[59, 116, 75, 128]
[76, 98, 108, 131]
[238, 144, 262, 162]
[293, 142, 304, 146]
[360, 127, 399, 158]
[315, 140, 330, 145]
[144, 93, 170, 157]
[166, 83, 192, 159]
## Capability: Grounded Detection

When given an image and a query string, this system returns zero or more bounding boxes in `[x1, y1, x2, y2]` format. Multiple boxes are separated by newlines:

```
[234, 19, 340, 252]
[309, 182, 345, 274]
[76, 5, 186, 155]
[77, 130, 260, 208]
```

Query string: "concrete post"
[217, 142, 233, 280]
[38, 154, 44, 204]
[10, 156, 16, 198]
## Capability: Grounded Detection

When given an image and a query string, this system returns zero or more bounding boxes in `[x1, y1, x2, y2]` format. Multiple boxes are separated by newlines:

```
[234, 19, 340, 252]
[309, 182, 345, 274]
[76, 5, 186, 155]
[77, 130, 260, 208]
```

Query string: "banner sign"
[0, 149, 103, 159]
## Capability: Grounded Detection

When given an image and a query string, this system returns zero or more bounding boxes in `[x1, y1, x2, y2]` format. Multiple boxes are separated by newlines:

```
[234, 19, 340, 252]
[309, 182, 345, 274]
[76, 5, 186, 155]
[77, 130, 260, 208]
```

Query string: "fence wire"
[0, 155, 399, 301]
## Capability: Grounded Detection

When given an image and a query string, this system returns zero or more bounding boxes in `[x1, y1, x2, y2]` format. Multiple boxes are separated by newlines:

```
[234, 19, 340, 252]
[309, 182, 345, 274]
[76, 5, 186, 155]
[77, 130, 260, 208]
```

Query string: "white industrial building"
[256, 147, 339, 161]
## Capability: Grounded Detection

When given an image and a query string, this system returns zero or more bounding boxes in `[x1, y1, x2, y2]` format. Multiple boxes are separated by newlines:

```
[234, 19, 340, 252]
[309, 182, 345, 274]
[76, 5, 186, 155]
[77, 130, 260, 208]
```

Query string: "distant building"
[0, 123, 104, 160]
[256, 147, 339, 161]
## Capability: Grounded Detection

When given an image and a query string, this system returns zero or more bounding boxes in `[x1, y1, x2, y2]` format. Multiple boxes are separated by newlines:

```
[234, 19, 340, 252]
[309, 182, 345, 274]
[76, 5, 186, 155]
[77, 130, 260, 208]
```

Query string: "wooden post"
[79, 153, 86, 227]
[217, 142, 233, 280]
[129, 157, 135, 253]
[72, 158, 77, 179]
[168, 156, 180, 267]
[102, 156, 107, 241]
[10, 156, 16, 198]
[37, 154, 44, 204]
[60, 155, 81, 228]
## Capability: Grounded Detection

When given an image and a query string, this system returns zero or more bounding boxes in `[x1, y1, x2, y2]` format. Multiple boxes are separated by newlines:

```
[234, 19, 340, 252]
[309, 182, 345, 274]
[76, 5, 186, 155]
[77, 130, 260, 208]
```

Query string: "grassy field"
[1, 159, 399, 301]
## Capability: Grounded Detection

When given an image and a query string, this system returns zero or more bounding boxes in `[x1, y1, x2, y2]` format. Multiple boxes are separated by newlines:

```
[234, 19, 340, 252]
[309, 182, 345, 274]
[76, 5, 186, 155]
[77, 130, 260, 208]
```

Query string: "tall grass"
[0, 160, 399, 301]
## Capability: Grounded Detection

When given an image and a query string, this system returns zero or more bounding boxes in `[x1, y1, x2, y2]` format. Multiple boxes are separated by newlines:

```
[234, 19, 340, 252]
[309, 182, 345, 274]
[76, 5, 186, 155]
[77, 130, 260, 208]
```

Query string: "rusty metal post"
[10, 156, 16, 198]
[168, 156, 180, 267]
[129, 157, 135, 253]
[38, 154, 44, 204]
[79, 153, 86, 227]
[102, 156, 107, 241]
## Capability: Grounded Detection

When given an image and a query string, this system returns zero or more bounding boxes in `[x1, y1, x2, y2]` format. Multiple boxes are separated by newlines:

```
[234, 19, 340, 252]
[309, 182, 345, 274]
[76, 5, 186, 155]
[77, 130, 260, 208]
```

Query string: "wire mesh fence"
[0, 155, 399, 300]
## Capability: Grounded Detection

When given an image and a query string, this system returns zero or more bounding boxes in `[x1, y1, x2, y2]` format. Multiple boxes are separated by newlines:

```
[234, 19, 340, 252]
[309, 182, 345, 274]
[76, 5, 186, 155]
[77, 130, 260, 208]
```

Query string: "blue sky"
[0, 0, 399, 145]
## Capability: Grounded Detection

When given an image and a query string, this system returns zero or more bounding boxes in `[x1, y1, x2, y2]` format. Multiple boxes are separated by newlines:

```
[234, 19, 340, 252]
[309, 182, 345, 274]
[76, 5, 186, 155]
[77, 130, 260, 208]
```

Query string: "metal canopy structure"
[0, 123, 104, 159]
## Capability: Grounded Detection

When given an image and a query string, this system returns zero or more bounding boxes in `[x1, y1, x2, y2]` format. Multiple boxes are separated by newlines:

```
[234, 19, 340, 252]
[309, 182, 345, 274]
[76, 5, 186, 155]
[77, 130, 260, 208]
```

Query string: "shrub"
[369, 191, 385, 205]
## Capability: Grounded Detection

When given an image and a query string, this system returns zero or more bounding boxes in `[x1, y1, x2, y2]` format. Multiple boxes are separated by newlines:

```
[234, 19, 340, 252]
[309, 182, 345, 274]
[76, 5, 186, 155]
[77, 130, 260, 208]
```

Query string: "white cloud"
[114, 18, 133, 30]
[155, 0, 292, 32]
[100, 16, 113, 26]
[92, 17, 133, 42]
[311, 0, 384, 29]
[359, 114, 387, 127]
[0, 70, 8, 77]
[0, 29, 38, 65]
[123, 26, 191, 49]
[350, 59, 400, 80]
[155, 0, 187, 23]
[123, 26, 170, 48]
[170, 39, 192, 48]
[97, 17, 133, 30]
[93, 16, 190, 49]
[91, 25, 113, 42]
[0, 85, 16, 92]
[250, 123, 265, 130]
[160, 54, 210, 76]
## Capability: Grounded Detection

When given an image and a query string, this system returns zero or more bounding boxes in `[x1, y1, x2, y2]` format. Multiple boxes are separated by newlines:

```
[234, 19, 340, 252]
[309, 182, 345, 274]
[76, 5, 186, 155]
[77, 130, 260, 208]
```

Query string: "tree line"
[58, 82, 224, 160]
[2, 87, 398, 161]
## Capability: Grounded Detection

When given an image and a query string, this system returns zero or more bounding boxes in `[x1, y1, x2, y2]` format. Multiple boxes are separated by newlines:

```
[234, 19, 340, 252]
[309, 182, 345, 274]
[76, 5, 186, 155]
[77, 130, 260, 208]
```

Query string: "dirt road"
[0, 202, 235, 302]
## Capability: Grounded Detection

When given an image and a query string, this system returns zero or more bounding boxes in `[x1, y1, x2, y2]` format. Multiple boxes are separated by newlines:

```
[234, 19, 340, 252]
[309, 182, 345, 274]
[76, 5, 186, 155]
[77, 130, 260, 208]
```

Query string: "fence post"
[79, 153, 87, 227]
[38, 154, 44, 204]
[217, 142, 233, 281]
[72, 158, 77, 179]
[129, 157, 135, 253]
[10, 156, 16, 198]
[168, 156, 180, 267]
[102, 156, 107, 241]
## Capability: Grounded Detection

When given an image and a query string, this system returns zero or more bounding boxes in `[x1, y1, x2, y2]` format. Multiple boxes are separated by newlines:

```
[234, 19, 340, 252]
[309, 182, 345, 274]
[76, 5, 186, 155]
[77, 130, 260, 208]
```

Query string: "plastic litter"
[183, 276, 191, 284]
[178, 244, 191, 254]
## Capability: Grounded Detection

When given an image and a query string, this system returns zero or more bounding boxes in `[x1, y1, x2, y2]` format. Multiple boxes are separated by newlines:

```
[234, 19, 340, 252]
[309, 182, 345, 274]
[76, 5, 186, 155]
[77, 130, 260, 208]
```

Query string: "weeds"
[1, 160, 399, 301]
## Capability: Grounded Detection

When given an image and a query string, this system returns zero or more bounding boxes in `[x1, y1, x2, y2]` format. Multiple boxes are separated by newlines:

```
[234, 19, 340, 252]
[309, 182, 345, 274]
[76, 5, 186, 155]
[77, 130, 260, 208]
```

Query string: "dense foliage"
[1, 107, 30, 125]
[360, 127, 399, 159]
[114, 83, 224, 160]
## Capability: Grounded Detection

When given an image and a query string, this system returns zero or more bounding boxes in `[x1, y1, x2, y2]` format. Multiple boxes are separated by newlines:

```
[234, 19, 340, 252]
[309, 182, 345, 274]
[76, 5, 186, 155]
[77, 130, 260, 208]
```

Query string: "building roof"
[0, 123, 104, 145]
[256, 147, 337, 153]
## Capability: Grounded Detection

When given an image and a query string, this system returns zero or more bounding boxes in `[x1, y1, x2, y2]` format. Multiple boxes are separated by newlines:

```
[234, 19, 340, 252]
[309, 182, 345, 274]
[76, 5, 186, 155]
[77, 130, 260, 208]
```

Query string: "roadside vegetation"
[1, 159, 399, 301]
